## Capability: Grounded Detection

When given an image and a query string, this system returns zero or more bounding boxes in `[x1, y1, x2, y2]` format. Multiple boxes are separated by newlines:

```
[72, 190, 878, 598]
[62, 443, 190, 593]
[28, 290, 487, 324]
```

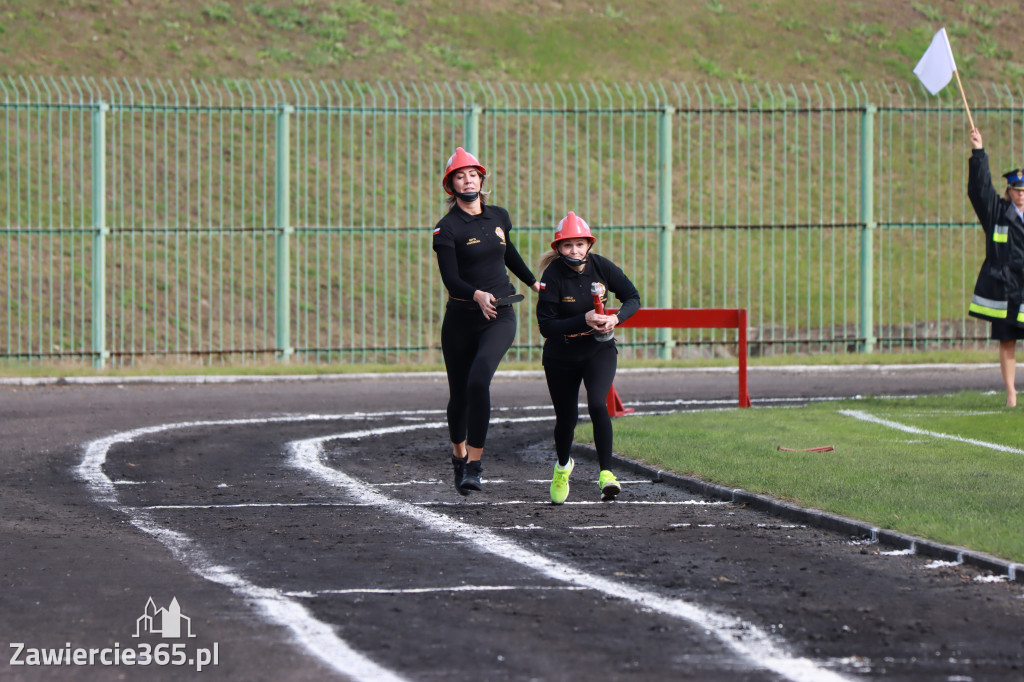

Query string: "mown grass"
[0, 1, 1019, 84]
[583, 390, 1024, 563]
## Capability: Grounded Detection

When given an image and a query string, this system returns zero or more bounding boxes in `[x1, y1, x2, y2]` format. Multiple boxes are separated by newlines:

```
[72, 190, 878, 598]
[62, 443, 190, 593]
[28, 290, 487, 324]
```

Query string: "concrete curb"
[0, 362, 1002, 387]
[570, 443, 1023, 584]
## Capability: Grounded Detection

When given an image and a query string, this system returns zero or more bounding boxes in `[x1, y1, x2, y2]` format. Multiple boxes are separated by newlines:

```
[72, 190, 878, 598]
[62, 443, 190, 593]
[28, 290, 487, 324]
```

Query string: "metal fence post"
[4, 78, 1008, 366]
[276, 104, 294, 360]
[658, 105, 675, 359]
[465, 105, 481, 154]
[859, 104, 876, 353]
[92, 101, 108, 369]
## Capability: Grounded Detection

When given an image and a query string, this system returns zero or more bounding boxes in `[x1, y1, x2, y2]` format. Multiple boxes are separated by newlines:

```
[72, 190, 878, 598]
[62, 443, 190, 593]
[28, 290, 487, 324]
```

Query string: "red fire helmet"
[442, 147, 486, 195]
[551, 211, 596, 249]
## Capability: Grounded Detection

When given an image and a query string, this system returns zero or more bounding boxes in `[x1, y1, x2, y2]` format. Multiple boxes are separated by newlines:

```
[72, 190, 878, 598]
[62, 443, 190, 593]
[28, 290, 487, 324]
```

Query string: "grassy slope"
[0, 0, 1015, 377]
[0, 0, 1016, 85]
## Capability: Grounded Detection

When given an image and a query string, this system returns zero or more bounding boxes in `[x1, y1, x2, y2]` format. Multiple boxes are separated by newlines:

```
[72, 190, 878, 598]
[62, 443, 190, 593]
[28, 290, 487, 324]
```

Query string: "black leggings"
[441, 305, 517, 449]
[543, 343, 617, 470]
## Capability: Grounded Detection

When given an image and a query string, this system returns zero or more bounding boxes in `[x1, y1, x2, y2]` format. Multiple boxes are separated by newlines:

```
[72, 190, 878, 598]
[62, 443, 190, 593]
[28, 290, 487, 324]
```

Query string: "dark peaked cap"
[1003, 169, 1024, 188]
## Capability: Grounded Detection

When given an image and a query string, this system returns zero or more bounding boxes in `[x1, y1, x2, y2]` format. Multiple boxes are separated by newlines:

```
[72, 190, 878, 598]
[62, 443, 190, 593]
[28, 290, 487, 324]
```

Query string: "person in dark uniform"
[432, 147, 541, 493]
[967, 128, 1024, 406]
[536, 211, 641, 504]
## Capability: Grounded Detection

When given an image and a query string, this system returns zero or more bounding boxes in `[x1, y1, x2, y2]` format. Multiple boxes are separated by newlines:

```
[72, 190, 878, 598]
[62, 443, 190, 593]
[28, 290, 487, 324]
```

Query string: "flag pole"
[953, 69, 976, 130]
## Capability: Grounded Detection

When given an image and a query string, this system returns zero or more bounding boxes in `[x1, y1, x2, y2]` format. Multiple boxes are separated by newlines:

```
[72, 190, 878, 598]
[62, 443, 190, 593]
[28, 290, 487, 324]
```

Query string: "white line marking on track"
[123, 513, 408, 682]
[381, 477, 658, 485]
[138, 502, 379, 510]
[138, 499, 727, 511]
[77, 414, 415, 682]
[291, 419, 853, 682]
[286, 585, 591, 597]
[567, 524, 639, 530]
[77, 406, 855, 682]
[375, 480, 441, 486]
[839, 409, 1024, 454]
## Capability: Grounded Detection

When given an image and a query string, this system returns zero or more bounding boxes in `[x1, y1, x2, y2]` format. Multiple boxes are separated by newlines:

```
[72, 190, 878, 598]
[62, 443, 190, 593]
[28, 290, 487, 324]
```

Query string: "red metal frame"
[607, 308, 751, 415]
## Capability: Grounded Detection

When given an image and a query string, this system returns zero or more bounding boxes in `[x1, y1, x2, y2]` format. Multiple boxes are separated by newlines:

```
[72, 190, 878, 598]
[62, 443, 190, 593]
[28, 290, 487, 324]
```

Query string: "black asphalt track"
[2, 365, 1022, 681]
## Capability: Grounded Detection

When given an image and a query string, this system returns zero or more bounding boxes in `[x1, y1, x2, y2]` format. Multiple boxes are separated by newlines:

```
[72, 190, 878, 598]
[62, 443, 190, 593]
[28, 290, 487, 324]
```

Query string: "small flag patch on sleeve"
[433, 227, 441, 235]
[539, 282, 546, 290]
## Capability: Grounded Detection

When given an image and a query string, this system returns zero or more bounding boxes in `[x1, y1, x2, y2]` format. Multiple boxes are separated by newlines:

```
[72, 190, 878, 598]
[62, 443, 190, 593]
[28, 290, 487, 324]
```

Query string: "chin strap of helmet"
[559, 244, 591, 268]
[455, 191, 479, 203]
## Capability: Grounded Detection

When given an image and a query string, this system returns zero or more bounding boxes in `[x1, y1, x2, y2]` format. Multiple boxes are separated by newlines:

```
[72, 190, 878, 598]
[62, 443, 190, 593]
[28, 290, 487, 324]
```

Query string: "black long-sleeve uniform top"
[432, 204, 536, 302]
[967, 148, 1024, 324]
[536, 253, 641, 359]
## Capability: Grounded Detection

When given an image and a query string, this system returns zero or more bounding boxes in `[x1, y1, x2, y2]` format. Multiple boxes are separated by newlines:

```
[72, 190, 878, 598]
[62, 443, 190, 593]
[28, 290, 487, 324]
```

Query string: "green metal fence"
[1, 78, 1014, 367]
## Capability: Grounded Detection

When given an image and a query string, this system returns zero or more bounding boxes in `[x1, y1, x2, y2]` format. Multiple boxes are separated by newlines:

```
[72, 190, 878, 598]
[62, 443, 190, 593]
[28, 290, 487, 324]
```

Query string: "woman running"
[432, 147, 540, 494]
[536, 211, 641, 504]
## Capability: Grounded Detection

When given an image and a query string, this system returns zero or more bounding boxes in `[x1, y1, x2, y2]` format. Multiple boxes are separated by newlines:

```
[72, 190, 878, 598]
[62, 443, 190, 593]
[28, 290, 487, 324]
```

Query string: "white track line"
[137, 500, 728, 510]
[77, 407, 853, 682]
[291, 421, 852, 682]
[839, 409, 1024, 454]
[286, 585, 590, 597]
[568, 524, 638, 530]
[77, 415, 411, 682]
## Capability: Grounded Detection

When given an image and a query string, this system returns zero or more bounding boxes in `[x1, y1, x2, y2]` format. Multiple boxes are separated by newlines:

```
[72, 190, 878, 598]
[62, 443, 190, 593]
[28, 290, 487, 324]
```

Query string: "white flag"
[913, 28, 957, 95]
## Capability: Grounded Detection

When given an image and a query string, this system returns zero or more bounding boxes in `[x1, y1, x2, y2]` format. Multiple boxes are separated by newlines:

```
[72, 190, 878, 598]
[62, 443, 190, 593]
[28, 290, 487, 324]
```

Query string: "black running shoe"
[452, 455, 470, 496]
[460, 460, 483, 492]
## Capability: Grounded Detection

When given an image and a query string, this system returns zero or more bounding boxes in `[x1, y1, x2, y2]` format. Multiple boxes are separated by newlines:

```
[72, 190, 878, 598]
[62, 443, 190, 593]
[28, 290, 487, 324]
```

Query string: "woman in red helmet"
[432, 147, 541, 494]
[536, 211, 641, 504]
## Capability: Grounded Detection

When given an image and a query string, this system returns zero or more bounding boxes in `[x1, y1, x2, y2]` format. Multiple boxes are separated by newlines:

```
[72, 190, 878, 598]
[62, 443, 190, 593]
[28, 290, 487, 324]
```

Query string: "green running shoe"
[598, 469, 620, 501]
[549, 458, 574, 504]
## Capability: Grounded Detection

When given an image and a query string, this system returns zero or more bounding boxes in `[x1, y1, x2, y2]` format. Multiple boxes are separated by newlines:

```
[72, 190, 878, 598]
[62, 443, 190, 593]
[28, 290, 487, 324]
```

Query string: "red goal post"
[607, 308, 752, 415]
